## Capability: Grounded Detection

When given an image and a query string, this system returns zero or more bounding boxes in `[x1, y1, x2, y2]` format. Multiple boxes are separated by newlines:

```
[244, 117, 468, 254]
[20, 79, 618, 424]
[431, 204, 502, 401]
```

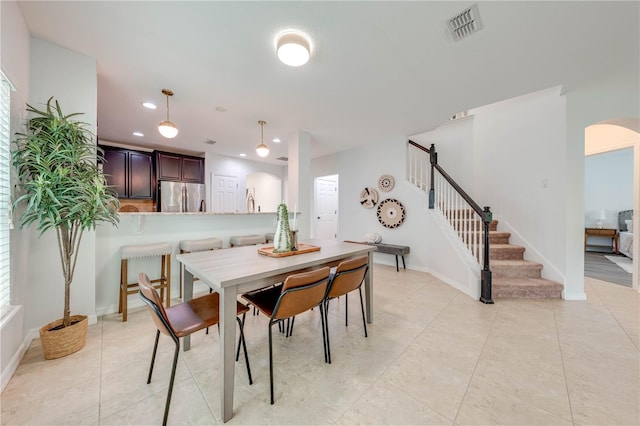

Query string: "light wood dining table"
[176, 239, 376, 422]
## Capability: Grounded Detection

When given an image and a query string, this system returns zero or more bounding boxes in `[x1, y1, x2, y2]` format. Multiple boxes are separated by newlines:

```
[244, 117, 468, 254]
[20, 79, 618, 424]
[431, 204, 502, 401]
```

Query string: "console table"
[584, 228, 618, 254]
[345, 241, 410, 271]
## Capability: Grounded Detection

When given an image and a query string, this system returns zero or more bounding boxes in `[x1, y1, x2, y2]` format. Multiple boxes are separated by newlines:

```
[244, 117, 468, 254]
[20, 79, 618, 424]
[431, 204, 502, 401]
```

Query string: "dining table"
[176, 239, 377, 422]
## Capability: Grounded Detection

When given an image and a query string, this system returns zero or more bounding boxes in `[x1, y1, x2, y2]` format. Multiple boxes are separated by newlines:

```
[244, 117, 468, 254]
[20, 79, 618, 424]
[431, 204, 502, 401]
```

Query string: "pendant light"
[256, 120, 269, 157]
[158, 89, 178, 138]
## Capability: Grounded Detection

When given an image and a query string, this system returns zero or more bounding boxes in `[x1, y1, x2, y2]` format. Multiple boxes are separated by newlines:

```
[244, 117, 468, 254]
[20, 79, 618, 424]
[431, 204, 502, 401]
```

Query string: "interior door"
[212, 175, 238, 213]
[314, 176, 338, 240]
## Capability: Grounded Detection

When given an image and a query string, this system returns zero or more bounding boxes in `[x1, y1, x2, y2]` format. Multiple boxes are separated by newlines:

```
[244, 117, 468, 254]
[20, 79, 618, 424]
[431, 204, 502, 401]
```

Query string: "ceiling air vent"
[277, 156, 288, 161]
[447, 4, 482, 41]
[202, 139, 216, 145]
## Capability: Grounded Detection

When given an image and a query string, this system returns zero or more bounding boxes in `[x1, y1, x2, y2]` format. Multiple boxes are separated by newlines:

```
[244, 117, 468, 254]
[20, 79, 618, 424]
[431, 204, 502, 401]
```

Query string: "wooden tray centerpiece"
[258, 244, 321, 258]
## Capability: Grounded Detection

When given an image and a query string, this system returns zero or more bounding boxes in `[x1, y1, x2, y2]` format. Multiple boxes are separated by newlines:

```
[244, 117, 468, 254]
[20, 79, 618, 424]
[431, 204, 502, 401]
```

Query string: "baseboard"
[563, 291, 587, 301]
[1, 327, 38, 392]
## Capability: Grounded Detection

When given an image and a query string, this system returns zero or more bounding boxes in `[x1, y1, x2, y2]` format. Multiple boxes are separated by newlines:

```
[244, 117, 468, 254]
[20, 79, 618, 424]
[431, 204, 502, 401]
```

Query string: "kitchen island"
[95, 211, 292, 316]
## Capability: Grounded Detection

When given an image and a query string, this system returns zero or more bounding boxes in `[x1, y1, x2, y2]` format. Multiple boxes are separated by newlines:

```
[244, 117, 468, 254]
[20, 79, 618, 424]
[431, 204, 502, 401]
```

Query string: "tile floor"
[1, 265, 639, 425]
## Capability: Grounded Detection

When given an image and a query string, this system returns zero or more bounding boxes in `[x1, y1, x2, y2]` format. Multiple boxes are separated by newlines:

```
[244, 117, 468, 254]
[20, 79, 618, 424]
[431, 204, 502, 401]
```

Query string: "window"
[0, 71, 13, 311]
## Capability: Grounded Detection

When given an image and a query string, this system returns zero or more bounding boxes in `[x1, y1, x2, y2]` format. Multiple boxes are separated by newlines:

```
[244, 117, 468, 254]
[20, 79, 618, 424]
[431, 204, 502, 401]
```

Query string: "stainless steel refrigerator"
[159, 181, 206, 212]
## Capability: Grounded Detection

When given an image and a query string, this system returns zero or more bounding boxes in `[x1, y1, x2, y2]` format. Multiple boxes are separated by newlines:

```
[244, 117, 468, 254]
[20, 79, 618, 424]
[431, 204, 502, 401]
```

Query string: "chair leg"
[345, 294, 348, 327]
[359, 287, 368, 338]
[147, 330, 160, 384]
[268, 321, 275, 404]
[323, 300, 331, 364]
[236, 314, 253, 385]
[287, 316, 295, 337]
[162, 338, 180, 426]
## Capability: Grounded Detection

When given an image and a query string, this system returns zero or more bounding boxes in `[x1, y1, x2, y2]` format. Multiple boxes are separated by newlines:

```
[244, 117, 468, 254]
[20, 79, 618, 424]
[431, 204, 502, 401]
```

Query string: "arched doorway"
[585, 119, 639, 291]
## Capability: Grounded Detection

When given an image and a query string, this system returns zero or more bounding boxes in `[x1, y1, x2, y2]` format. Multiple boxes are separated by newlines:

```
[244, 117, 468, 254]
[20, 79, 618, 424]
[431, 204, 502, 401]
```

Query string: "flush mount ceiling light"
[256, 120, 269, 157]
[142, 101, 157, 109]
[158, 89, 178, 138]
[276, 31, 311, 66]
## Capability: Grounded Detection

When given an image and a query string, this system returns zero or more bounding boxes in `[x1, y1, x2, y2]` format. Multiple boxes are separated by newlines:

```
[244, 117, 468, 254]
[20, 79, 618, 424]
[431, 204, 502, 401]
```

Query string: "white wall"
[246, 172, 281, 212]
[204, 153, 285, 213]
[26, 38, 98, 329]
[1, 0, 30, 391]
[585, 148, 633, 228]
[566, 67, 640, 296]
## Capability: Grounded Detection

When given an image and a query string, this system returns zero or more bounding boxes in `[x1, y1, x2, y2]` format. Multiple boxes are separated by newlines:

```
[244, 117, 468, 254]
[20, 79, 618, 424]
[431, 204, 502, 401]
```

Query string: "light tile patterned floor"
[1, 265, 638, 425]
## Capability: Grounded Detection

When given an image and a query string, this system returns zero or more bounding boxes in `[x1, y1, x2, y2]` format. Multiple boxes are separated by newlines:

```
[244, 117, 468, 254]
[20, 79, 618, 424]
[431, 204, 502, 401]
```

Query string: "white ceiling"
[18, 1, 639, 164]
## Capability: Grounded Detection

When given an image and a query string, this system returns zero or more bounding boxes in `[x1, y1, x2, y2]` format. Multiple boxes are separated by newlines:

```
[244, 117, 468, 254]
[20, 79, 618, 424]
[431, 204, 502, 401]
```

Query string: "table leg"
[365, 251, 374, 324]
[183, 269, 194, 351]
[395, 255, 399, 272]
[402, 255, 406, 269]
[219, 287, 236, 422]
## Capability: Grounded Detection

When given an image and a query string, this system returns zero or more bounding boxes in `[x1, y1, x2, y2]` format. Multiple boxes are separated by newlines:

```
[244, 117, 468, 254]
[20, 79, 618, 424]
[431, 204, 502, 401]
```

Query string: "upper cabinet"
[101, 146, 154, 199]
[155, 151, 204, 183]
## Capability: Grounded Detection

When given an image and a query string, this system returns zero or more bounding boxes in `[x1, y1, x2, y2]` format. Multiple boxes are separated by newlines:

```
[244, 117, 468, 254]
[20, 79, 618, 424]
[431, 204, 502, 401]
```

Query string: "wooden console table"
[584, 228, 618, 254]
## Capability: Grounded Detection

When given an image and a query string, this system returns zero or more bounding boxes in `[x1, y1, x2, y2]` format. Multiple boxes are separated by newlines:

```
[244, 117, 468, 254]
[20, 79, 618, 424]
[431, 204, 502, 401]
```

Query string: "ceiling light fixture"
[273, 138, 281, 143]
[276, 31, 311, 66]
[158, 89, 178, 138]
[142, 102, 157, 109]
[132, 131, 144, 137]
[256, 120, 269, 157]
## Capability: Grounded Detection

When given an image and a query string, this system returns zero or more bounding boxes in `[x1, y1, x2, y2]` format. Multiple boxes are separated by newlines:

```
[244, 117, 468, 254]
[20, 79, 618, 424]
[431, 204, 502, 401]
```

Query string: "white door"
[314, 176, 338, 240]
[212, 175, 238, 213]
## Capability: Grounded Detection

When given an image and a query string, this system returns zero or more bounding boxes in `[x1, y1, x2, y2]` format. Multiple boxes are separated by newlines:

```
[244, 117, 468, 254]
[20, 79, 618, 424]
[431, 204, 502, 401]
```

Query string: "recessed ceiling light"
[276, 30, 311, 66]
[133, 131, 144, 137]
[142, 102, 157, 109]
[273, 138, 281, 143]
[239, 153, 247, 157]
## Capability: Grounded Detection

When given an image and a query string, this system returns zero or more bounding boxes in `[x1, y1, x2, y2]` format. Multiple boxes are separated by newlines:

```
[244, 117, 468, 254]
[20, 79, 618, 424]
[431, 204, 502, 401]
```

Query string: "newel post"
[480, 206, 494, 304]
[428, 144, 436, 209]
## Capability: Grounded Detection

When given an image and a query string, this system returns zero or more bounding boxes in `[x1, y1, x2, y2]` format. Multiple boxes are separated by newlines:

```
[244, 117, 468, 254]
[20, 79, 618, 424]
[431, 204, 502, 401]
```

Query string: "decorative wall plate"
[378, 174, 395, 192]
[377, 198, 406, 228]
[360, 187, 379, 209]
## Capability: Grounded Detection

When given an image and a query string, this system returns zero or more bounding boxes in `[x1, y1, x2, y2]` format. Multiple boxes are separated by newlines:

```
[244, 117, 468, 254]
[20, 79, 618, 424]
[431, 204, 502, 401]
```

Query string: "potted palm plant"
[12, 97, 119, 359]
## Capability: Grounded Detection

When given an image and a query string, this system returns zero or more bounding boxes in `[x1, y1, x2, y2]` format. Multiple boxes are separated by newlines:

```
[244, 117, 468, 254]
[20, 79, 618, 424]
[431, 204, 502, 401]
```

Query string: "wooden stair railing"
[408, 140, 494, 304]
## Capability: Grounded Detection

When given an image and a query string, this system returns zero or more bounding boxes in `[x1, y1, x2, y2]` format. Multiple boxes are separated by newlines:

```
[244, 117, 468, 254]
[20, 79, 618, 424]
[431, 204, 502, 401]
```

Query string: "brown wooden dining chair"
[138, 272, 253, 425]
[324, 256, 369, 363]
[242, 267, 331, 404]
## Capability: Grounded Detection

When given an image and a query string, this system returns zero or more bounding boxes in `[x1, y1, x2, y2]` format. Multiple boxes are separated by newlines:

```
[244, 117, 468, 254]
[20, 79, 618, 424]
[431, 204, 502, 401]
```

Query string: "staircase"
[407, 140, 563, 300]
[486, 221, 562, 299]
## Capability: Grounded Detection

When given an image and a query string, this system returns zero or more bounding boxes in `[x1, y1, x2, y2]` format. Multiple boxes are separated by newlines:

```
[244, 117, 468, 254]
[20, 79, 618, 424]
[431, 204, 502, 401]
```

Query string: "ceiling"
[17, 1, 639, 164]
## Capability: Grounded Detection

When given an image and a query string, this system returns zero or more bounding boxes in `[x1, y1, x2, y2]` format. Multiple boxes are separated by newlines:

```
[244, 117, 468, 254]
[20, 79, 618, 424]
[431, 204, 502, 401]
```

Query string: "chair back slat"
[327, 256, 368, 299]
[274, 267, 330, 319]
[138, 272, 175, 337]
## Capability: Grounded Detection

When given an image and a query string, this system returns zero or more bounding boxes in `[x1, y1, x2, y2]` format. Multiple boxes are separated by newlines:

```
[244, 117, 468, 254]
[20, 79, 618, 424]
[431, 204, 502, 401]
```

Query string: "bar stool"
[178, 237, 223, 298]
[120, 242, 172, 322]
[230, 234, 265, 247]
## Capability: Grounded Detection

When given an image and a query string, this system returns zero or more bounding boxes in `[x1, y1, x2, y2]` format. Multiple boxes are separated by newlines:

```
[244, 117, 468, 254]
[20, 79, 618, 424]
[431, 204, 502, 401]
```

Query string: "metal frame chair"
[138, 273, 252, 425]
[324, 256, 369, 363]
[242, 267, 331, 404]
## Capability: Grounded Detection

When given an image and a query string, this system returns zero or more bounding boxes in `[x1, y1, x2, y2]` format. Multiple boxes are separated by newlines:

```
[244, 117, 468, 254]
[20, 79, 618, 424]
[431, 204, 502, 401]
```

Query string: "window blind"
[0, 71, 12, 309]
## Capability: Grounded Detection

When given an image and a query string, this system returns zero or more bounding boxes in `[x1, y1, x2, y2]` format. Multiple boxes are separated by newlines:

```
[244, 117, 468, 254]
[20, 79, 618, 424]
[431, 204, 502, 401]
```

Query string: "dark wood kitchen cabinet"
[155, 151, 204, 183]
[101, 146, 154, 199]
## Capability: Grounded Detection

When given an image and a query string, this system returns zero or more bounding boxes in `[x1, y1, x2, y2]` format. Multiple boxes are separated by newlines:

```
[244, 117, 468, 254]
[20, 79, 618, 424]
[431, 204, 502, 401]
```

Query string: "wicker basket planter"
[39, 315, 88, 360]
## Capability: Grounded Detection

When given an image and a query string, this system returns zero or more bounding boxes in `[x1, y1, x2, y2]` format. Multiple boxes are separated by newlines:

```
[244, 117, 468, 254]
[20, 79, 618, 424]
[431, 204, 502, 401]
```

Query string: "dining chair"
[242, 267, 331, 404]
[138, 272, 253, 425]
[324, 256, 369, 363]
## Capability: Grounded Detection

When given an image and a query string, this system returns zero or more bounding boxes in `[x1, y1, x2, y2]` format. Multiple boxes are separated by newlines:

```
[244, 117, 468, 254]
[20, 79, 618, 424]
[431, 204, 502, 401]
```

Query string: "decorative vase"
[39, 314, 88, 360]
[273, 203, 293, 253]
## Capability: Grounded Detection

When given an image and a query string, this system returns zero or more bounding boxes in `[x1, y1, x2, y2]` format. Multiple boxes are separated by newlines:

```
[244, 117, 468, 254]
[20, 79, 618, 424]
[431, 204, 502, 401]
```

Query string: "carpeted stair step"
[464, 231, 511, 244]
[490, 244, 525, 260]
[491, 259, 543, 278]
[493, 277, 563, 299]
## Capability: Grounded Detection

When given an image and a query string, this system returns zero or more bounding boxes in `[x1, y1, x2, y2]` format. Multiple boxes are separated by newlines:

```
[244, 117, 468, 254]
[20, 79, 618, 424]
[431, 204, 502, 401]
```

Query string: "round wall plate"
[377, 198, 406, 228]
[360, 187, 379, 208]
[378, 174, 395, 192]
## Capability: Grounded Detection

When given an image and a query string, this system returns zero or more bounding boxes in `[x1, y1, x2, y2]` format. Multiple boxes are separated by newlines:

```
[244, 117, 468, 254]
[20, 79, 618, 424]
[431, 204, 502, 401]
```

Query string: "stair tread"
[491, 244, 525, 250]
[493, 277, 563, 288]
[492, 259, 542, 267]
